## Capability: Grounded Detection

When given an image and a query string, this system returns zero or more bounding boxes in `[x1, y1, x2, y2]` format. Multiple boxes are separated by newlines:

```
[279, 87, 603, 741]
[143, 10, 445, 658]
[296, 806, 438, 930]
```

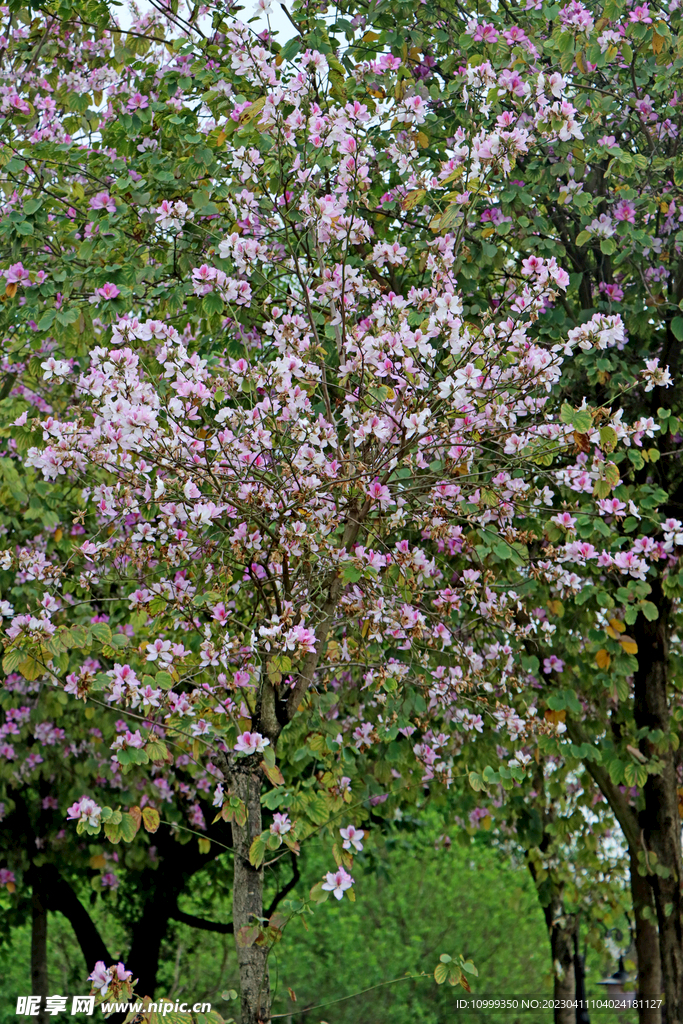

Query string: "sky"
[115, 0, 297, 44]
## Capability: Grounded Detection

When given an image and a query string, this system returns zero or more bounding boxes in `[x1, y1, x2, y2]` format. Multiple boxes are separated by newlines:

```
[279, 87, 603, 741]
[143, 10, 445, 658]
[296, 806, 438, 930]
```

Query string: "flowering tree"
[273, 0, 683, 1020]
[0, 0, 676, 1020]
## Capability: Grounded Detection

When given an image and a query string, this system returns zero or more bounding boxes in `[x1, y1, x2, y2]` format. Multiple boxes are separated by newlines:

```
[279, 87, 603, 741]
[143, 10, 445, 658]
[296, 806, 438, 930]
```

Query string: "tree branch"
[565, 720, 640, 851]
[170, 908, 234, 934]
[265, 853, 300, 918]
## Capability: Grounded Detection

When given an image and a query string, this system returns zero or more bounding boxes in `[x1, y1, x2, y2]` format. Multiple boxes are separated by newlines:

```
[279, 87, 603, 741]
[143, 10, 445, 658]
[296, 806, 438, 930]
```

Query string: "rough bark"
[230, 759, 270, 1024]
[633, 581, 683, 1024]
[566, 720, 663, 1024]
[543, 893, 577, 1024]
[31, 882, 49, 1024]
[629, 847, 662, 1024]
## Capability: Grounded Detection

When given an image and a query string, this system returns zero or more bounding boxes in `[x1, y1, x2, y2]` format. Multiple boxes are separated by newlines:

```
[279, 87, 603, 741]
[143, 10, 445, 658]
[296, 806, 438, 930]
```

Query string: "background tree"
[1, 0, 678, 1022]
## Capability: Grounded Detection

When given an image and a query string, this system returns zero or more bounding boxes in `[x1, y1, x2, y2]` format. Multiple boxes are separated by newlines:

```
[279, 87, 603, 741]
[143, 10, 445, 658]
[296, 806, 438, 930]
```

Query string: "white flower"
[321, 866, 354, 900]
[41, 357, 71, 381]
[339, 825, 364, 852]
[234, 731, 270, 755]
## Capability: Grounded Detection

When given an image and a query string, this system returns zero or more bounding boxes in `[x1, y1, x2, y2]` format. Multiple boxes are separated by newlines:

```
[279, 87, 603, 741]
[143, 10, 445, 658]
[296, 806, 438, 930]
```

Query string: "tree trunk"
[633, 583, 683, 1024]
[574, 927, 590, 1024]
[31, 883, 49, 1024]
[127, 903, 172, 999]
[630, 847, 662, 1024]
[566, 723, 662, 1024]
[43, 866, 113, 971]
[231, 760, 270, 1024]
[544, 894, 577, 1024]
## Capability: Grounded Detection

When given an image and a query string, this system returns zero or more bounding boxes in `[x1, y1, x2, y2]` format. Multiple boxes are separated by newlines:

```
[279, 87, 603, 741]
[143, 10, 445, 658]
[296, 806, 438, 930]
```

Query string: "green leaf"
[249, 834, 267, 868]
[572, 409, 592, 433]
[202, 292, 224, 315]
[600, 237, 616, 255]
[142, 807, 161, 832]
[110, 633, 129, 648]
[575, 230, 591, 247]
[671, 317, 683, 342]
[2, 648, 24, 673]
[67, 624, 89, 648]
[90, 622, 112, 644]
[309, 880, 330, 904]
[434, 962, 449, 985]
[104, 820, 122, 844]
[145, 739, 169, 762]
[261, 760, 285, 786]
[120, 811, 141, 842]
[599, 426, 617, 452]
[640, 601, 659, 621]
[37, 310, 56, 331]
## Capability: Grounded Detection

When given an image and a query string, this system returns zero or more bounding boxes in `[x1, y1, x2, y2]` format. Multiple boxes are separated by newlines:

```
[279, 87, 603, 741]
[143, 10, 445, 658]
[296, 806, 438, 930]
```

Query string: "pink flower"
[66, 796, 102, 827]
[366, 478, 393, 508]
[613, 199, 636, 223]
[321, 866, 354, 900]
[92, 282, 120, 302]
[597, 498, 627, 516]
[88, 962, 111, 996]
[629, 4, 652, 22]
[599, 282, 624, 303]
[89, 192, 117, 214]
[3, 262, 30, 285]
[552, 512, 577, 529]
[127, 92, 149, 111]
[340, 825, 364, 851]
[543, 655, 565, 674]
[234, 731, 270, 755]
[270, 812, 291, 835]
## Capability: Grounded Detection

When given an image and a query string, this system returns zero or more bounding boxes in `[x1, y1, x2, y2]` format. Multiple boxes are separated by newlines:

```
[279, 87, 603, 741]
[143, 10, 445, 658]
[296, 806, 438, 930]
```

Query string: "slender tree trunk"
[231, 759, 270, 1024]
[633, 583, 683, 1024]
[527, 855, 576, 1024]
[544, 895, 576, 1024]
[574, 927, 590, 1024]
[630, 848, 662, 1024]
[31, 883, 49, 1024]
